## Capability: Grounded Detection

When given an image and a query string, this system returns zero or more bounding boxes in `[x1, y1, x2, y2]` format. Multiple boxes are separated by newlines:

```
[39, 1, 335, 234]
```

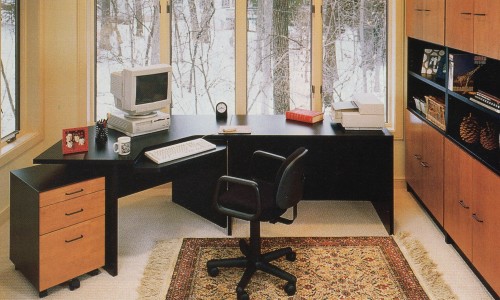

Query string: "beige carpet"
[0, 186, 494, 299]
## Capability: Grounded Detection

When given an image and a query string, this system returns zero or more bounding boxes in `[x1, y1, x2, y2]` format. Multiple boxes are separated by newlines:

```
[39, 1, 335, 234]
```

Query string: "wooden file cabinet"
[10, 165, 105, 297]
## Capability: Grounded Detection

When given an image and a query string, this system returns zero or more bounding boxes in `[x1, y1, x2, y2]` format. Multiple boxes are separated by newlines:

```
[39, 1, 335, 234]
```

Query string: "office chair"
[207, 147, 308, 300]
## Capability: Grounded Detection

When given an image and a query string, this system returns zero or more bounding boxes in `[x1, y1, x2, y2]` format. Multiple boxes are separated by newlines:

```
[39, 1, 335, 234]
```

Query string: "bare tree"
[272, 0, 291, 114]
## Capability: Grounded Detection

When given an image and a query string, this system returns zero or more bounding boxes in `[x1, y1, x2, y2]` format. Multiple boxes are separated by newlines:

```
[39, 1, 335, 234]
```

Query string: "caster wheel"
[39, 290, 48, 298]
[69, 278, 80, 291]
[237, 290, 249, 300]
[286, 251, 296, 262]
[207, 267, 219, 277]
[88, 269, 100, 276]
[284, 282, 296, 296]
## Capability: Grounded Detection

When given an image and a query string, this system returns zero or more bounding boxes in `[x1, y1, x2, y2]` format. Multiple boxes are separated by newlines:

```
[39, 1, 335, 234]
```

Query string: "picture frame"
[62, 126, 89, 154]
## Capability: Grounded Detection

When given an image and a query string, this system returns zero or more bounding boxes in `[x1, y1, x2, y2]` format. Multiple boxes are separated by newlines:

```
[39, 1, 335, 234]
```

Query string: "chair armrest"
[251, 150, 286, 182]
[213, 175, 261, 221]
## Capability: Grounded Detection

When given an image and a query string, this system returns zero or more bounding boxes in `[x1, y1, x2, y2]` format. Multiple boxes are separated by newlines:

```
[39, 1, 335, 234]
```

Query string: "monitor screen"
[136, 72, 169, 105]
[110, 64, 172, 116]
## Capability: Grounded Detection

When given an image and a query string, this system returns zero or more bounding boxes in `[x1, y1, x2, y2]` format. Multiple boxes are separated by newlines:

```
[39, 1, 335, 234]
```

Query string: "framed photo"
[62, 127, 89, 154]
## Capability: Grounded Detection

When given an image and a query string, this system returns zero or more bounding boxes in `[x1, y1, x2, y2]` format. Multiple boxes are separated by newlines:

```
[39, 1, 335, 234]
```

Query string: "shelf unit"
[407, 38, 499, 175]
[406, 36, 499, 297]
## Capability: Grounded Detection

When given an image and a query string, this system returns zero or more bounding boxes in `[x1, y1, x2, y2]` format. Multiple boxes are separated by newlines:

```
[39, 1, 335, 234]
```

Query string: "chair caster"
[39, 290, 48, 298]
[68, 278, 80, 291]
[237, 289, 249, 300]
[286, 251, 296, 261]
[284, 282, 296, 296]
[207, 266, 219, 277]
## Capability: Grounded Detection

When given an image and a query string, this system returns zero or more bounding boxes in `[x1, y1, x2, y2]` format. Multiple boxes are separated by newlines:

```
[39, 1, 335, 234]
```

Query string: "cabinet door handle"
[472, 213, 484, 223]
[460, 12, 472, 15]
[65, 188, 84, 196]
[65, 235, 84, 243]
[65, 208, 84, 216]
[420, 161, 429, 168]
[414, 154, 422, 160]
[474, 13, 486, 16]
[458, 200, 469, 209]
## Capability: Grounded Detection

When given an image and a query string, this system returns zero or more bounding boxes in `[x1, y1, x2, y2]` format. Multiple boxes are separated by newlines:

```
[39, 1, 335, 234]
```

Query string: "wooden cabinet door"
[423, 0, 445, 45]
[444, 139, 473, 259]
[474, 0, 500, 59]
[406, 0, 423, 39]
[405, 111, 424, 197]
[472, 161, 500, 294]
[446, 0, 474, 52]
[421, 122, 444, 225]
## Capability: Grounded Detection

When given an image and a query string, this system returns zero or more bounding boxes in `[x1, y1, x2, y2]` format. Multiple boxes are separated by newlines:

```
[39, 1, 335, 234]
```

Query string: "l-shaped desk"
[33, 115, 393, 276]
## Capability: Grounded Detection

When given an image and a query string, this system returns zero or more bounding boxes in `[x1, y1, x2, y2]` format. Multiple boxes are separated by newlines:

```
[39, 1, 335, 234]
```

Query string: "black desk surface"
[34, 115, 391, 165]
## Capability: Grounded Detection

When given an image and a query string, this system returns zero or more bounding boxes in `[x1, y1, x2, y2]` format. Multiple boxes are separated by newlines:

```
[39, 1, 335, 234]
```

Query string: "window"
[322, 0, 387, 114]
[1, 0, 19, 140]
[247, 0, 312, 114]
[95, 1, 388, 120]
[170, 1, 235, 115]
[95, 0, 163, 121]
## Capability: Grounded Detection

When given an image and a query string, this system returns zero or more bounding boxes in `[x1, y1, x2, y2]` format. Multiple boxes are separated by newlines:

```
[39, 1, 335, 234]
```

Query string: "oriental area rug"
[140, 236, 446, 300]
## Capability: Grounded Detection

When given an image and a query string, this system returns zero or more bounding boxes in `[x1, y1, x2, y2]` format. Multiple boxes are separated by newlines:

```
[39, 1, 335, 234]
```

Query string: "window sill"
[0, 131, 43, 168]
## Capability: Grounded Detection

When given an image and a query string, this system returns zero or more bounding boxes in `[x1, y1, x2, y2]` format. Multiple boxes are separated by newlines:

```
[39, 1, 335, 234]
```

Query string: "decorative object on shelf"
[421, 49, 445, 78]
[412, 96, 426, 115]
[95, 119, 108, 143]
[479, 122, 499, 151]
[425, 95, 446, 130]
[62, 126, 89, 154]
[448, 54, 486, 94]
[459, 113, 480, 144]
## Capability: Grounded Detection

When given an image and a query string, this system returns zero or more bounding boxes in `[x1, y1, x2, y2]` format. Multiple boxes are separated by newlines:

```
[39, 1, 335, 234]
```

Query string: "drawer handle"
[65, 188, 84, 196]
[458, 200, 469, 209]
[65, 235, 84, 243]
[420, 161, 429, 168]
[460, 12, 472, 15]
[65, 208, 84, 216]
[474, 13, 486, 16]
[414, 154, 422, 160]
[472, 213, 484, 223]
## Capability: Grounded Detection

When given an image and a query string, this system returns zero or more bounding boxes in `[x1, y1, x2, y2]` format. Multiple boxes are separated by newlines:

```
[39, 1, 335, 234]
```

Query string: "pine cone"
[480, 122, 498, 151]
[459, 113, 480, 144]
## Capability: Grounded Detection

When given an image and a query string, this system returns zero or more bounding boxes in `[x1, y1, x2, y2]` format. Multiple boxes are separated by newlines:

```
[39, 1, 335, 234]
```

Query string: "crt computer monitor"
[110, 64, 172, 116]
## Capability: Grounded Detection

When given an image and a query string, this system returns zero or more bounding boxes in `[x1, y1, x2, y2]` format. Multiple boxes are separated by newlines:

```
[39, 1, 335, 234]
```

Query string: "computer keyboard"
[144, 138, 216, 164]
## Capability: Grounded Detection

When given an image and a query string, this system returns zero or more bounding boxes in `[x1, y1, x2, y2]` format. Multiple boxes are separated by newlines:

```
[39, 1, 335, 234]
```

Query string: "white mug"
[113, 136, 131, 155]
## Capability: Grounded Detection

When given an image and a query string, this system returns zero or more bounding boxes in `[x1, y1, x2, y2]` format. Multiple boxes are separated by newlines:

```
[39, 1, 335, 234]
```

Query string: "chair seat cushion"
[219, 180, 284, 221]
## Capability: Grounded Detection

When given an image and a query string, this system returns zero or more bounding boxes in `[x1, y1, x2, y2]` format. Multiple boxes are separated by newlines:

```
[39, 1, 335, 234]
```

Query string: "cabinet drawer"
[39, 190, 105, 235]
[39, 216, 104, 291]
[39, 177, 105, 207]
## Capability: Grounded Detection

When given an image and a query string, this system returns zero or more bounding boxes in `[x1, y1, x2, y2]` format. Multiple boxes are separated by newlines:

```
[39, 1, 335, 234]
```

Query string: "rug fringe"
[395, 231, 458, 300]
[137, 239, 183, 300]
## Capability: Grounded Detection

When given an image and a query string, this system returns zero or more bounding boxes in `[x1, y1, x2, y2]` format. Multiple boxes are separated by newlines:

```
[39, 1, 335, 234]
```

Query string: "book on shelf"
[469, 97, 500, 114]
[421, 49, 445, 78]
[448, 53, 486, 93]
[285, 108, 324, 124]
[476, 90, 500, 102]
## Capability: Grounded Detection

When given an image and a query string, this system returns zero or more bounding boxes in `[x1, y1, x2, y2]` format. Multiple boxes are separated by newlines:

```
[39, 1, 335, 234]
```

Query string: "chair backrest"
[274, 147, 308, 210]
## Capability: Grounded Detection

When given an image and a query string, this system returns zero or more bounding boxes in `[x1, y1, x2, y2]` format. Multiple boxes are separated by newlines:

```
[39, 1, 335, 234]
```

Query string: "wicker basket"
[425, 95, 446, 130]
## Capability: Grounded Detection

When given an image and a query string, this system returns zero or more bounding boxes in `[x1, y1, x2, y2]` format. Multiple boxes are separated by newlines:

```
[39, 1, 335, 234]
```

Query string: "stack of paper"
[330, 93, 385, 130]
